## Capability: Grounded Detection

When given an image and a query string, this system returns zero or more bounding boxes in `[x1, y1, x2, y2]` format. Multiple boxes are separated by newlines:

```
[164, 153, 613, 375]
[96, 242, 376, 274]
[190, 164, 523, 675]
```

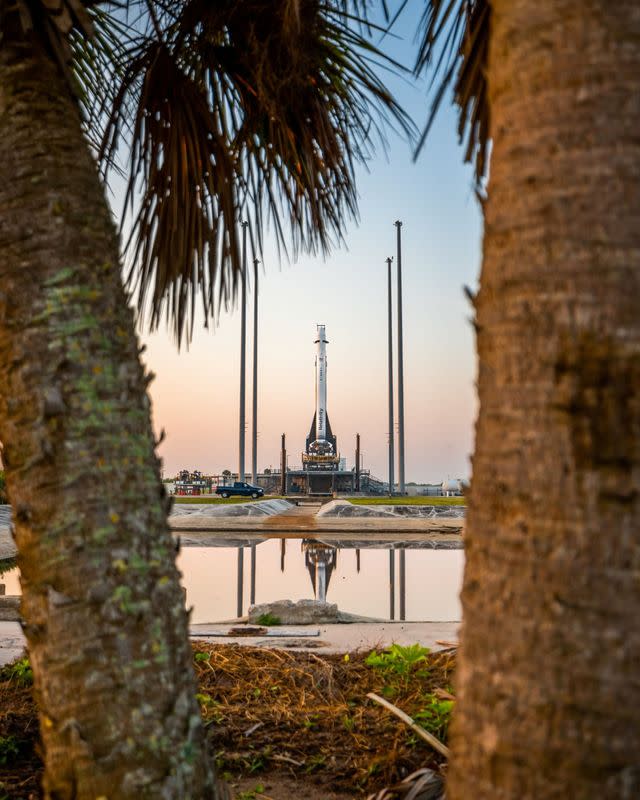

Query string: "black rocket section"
[305, 412, 337, 454]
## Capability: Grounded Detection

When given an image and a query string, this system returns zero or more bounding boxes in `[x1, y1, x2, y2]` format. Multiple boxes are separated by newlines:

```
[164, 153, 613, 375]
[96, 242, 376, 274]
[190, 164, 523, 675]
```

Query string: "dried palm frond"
[69, 6, 131, 154]
[101, 35, 244, 339]
[5, 0, 96, 80]
[100, 0, 413, 343]
[367, 767, 445, 800]
[0, 3, 128, 157]
[413, 0, 490, 182]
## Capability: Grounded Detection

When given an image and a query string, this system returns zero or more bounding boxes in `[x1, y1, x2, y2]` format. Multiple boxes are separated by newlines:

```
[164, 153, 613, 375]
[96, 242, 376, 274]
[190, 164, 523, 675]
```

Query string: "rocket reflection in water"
[302, 541, 337, 603]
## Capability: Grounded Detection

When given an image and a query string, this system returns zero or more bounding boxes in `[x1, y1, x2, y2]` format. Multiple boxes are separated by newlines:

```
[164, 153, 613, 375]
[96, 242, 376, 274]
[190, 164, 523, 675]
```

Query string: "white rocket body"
[315, 325, 328, 442]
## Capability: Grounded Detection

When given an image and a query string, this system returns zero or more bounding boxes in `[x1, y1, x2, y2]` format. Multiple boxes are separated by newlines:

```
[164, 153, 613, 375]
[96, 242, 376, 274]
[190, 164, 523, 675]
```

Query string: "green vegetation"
[255, 613, 281, 626]
[413, 696, 454, 741]
[0, 657, 33, 687]
[237, 785, 266, 800]
[0, 736, 21, 766]
[349, 496, 465, 506]
[194, 651, 211, 663]
[0, 557, 17, 577]
[366, 644, 430, 679]
[2, 643, 457, 795]
[195, 693, 224, 724]
[366, 644, 431, 699]
[305, 753, 327, 773]
[365, 645, 454, 744]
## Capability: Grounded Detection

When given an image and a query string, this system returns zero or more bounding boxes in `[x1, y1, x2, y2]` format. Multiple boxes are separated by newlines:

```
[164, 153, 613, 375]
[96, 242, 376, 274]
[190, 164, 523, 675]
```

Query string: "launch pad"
[303, 325, 340, 473]
[300, 324, 346, 494]
[256, 324, 384, 496]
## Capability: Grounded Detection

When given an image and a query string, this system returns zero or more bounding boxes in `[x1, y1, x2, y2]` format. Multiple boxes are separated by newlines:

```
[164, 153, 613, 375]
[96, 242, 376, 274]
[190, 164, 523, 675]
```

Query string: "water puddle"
[1, 540, 464, 623]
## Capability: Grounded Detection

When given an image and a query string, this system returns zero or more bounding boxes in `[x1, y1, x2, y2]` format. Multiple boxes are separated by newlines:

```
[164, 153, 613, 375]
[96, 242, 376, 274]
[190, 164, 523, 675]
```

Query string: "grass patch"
[255, 613, 281, 627]
[0, 558, 16, 577]
[237, 785, 266, 800]
[0, 658, 32, 688]
[348, 496, 465, 506]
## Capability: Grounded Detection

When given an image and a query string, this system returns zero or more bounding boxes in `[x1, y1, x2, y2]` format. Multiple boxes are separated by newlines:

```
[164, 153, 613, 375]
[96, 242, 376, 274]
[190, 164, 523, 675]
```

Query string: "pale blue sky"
[136, 4, 483, 483]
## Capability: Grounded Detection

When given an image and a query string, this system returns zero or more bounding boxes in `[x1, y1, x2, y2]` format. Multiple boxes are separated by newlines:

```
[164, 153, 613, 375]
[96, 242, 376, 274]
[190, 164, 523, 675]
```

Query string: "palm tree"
[414, 2, 640, 797]
[0, 1, 406, 796]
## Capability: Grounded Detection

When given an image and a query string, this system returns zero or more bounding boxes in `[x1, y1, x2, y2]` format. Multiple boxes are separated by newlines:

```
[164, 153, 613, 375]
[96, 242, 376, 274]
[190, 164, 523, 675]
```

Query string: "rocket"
[306, 324, 337, 457]
[315, 324, 328, 441]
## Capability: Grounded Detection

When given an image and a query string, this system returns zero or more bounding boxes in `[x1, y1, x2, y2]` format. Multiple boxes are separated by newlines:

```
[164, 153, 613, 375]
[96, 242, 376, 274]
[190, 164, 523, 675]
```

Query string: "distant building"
[406, 483, 442, 497]
[174, 469, 212, 496]
[441, 479, 467, 497]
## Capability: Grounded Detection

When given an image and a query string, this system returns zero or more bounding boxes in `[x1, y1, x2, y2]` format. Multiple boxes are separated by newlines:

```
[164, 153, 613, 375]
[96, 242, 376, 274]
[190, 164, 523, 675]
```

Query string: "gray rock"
[248, 598, 339, 625]
[0, 596, 20, 622]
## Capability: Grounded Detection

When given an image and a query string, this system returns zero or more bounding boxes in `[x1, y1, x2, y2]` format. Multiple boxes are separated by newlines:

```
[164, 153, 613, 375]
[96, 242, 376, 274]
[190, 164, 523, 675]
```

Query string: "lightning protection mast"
[395, 220, 406, 496]
[251, 257, 259, 486]
[387, 256, 395, 496]
[238, 221, 248, 484]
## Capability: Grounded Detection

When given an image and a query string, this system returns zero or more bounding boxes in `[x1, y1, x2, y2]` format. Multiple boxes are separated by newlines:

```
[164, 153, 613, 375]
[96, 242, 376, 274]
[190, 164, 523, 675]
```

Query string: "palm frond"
[0, 3, 126, 155]
[414, 0, 490, 182]
[69, 5, 131, 155]
[100, 0, 413, 344]
[101, 36, 242, 341]
[6, 1, 97, 86]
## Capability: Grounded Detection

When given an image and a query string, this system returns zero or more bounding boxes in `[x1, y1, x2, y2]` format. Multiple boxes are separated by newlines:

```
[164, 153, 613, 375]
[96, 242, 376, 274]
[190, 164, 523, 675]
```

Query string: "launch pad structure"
[273, 324, 375, 496]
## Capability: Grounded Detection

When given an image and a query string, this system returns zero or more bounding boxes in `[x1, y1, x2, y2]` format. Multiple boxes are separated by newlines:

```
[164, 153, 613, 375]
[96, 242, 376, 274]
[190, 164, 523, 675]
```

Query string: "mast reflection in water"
[177, 539, 463, 623]
[0, 540, 463, 624]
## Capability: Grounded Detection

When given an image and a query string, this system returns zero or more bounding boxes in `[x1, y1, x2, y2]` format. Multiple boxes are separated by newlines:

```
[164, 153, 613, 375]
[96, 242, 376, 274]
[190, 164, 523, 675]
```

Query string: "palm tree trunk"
[448, 2, 640, 798]
[0, 22, 218, 800]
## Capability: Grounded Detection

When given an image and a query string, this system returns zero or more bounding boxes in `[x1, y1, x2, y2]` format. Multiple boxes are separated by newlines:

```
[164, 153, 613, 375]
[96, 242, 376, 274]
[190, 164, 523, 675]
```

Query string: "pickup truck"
[215, 481, 264, 499]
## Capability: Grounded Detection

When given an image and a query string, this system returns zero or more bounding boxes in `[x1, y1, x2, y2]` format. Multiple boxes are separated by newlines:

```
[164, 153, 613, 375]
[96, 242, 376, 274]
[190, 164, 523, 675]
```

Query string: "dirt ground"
[232, 774, 352, 798]
[0, 643, 455, 799]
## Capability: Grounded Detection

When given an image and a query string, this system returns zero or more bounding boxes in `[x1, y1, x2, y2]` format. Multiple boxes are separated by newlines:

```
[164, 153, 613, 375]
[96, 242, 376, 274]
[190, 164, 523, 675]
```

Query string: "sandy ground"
[190, 621, 459, 654]
[0, 619, 459, 666]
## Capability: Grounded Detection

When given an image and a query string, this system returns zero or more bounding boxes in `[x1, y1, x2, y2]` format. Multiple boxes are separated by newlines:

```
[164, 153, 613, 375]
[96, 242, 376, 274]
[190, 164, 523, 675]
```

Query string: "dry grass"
[0, 662, 40, 799]
[0, 644, 456, 798]
[196, 643, 455, 793]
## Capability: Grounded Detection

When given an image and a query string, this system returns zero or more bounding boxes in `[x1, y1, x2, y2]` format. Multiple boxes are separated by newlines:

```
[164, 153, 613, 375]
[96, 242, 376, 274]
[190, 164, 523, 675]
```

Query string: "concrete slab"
[1, 517, 464, 557]
[0, 621, 25, 666]
[0, 619, 459, 666]
[0, 526, 15, 561]
[170, 514, 464, 534]
[190, 621, 460, 654]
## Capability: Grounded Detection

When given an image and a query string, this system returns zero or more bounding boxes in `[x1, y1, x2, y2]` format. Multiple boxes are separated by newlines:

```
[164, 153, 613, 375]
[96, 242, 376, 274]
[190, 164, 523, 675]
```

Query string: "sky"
[134, 5, 483, 484]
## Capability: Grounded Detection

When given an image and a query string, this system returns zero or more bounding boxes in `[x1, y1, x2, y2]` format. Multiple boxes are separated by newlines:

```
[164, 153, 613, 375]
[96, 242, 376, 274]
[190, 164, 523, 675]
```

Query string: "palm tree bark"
[448, 2, 640, 798]
[0, 18, 218, 800]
